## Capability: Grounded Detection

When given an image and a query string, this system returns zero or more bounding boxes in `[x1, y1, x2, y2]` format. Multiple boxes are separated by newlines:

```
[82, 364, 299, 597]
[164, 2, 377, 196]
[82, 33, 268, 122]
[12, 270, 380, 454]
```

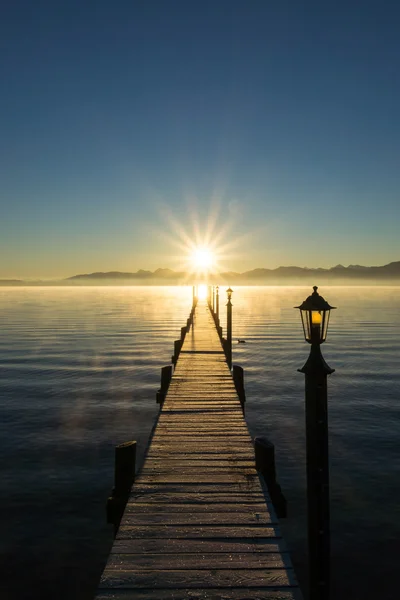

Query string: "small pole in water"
[226, 287, 233, 369]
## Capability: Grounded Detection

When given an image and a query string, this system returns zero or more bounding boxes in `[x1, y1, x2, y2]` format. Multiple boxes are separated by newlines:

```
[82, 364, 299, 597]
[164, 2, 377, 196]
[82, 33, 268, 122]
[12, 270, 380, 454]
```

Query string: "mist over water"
[1, 286, 399, 599]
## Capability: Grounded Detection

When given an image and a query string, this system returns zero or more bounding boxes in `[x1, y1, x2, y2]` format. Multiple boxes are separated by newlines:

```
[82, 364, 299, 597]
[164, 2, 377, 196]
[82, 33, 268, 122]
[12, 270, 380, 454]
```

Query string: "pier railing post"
[226, 288, 233, 370]
[254, 437, 287, 518]
[216, 285, 219, 323]
[107, 440, 137, 536]
[212, 285, 215, 314]
[156, 365, 173, 405]
[232, 364, 246, 414]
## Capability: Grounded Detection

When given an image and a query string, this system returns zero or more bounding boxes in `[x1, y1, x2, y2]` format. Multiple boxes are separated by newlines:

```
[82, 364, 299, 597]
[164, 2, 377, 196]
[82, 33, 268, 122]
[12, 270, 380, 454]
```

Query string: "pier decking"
[96, 301, 301, 599]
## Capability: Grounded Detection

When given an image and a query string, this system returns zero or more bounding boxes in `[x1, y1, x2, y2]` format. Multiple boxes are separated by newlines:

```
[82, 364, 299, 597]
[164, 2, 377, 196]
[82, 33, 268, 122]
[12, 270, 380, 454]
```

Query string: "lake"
[1, 286, 399, 599]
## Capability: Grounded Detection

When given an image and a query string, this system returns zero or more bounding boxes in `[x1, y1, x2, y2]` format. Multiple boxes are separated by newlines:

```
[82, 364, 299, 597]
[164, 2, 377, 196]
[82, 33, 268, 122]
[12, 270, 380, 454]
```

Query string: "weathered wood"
[97, 590, 302, 600]
[112, 537, 289, 554]
[255, 437, 287, 519]
[122, 502, 271, 513]
[120, 510, 276, 525]
[96, 301, 301, 599]
[115, 442, 137, 496]
[107, 551, 290, 569]
[115, 525, 282, 540]
[107, 441, 137, 535]
[233, 364, 246, 413]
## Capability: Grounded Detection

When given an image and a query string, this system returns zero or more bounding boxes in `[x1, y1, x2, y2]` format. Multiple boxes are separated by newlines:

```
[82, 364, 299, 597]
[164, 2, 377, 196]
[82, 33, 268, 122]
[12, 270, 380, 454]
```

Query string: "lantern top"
[226, 287, 233, 294]
[295, 286, 336, 311]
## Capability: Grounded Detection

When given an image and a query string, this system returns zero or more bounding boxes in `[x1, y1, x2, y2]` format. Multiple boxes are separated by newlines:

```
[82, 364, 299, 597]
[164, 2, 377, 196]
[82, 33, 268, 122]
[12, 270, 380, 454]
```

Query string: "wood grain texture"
[99, 567, 296, 588]
[96, 591, 302, 600]
[95, 301, 302, 599]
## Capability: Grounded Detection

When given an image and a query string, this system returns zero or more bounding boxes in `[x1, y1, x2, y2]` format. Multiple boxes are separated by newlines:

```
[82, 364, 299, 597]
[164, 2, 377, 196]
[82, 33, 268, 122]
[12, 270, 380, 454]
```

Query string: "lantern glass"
[296, 286, 335, 344]
[300, 308, 331, 344]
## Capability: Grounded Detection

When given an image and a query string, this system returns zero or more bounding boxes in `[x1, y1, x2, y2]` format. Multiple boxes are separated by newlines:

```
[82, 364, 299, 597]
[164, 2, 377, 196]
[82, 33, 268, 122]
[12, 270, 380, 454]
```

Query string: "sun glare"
[191, 247, 214, 271]
[197, 284, 208, 300]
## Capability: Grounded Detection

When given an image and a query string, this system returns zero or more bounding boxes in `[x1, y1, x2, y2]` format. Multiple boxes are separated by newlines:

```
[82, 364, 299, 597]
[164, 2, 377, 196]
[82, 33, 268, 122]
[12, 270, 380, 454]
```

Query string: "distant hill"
[64, 261, 400, 284]
[0, 279, 24, 286]
[2, 261, 400, 285]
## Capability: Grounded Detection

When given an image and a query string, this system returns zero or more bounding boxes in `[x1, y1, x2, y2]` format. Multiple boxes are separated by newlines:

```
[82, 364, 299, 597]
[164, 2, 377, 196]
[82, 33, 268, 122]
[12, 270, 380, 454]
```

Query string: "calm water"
[1, 286, 399, 599]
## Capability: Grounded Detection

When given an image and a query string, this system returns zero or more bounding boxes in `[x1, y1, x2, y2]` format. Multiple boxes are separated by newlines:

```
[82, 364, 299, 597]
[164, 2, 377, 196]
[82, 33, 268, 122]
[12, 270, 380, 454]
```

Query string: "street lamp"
[226, 288, 233, 369]
[295, 286, 336, 600]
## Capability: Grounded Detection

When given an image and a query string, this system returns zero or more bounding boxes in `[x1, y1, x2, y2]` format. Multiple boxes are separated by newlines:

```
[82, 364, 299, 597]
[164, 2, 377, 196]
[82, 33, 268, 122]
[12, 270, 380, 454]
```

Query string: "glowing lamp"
[295, 286, 335, 345]
[226, 287, 233, 301]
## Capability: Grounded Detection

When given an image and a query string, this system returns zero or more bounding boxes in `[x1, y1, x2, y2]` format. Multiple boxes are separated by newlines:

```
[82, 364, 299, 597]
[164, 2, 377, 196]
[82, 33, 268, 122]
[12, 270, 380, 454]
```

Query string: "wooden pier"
[96, 299, 302, 599]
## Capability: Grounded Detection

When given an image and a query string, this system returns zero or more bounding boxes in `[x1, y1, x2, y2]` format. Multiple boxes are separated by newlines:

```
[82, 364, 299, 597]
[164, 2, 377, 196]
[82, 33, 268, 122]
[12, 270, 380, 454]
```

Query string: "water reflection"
[0, 285, 399, 599]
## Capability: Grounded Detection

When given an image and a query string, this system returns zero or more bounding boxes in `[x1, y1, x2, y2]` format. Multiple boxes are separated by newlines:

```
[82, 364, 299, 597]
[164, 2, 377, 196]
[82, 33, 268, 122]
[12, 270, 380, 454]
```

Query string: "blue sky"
[1, 0, 399, 278]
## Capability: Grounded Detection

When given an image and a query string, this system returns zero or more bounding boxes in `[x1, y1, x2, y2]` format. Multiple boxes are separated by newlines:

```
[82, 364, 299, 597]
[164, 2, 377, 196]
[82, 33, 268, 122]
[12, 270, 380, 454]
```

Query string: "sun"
[191, 247, 214, 271]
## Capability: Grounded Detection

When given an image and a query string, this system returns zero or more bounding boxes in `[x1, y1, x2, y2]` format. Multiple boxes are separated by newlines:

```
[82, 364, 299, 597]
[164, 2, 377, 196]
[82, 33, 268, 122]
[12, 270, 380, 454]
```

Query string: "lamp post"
[296, 286, 336, 600]
[226, 287, 233, 369]
[216, 285, 220, 322]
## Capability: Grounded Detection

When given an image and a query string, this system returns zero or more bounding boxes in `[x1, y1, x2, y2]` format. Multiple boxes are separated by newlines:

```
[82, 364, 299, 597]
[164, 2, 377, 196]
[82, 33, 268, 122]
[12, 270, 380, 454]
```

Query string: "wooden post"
[299, 344, 333, 600]
[216, 286, 219, 322]
[232, 364, 246, 414]
[254, 437, 287, 518]
[226, 289, 233, 370]
[157, 365, 173, 405]
[107, 440, 137, 536]
[181, 325, 187, 340]
[192, 285, 196, 308]
[172, 339, 181, 364]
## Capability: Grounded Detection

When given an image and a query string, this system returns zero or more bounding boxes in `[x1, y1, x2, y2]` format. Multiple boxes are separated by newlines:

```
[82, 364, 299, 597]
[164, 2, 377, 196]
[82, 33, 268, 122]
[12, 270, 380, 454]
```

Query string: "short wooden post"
[181, 325, 187, 340]
[232, 365, 246, 414]
[106, 440, 137, 536]
[157, 365, 172, 405]
[226, 288, 233, 370]
[254, 436, 287, 518]
[172, 339, 181, 364]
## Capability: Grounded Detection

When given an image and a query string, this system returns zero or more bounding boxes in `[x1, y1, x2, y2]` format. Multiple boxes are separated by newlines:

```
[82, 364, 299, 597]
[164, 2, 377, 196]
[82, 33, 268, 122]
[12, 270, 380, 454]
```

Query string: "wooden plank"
[121, 502, 271, 513]
[126, 493, 267, 504]
[97, 590, 302, 600]
[112, 538, 288, 554]
[99, 568, 295, 588]
[120, 511, 276, 526]
[107, 552, 291, 569]
[116, 525, 282, 539]
[131, 483, 263, 494]
[135, 475, 261, 484]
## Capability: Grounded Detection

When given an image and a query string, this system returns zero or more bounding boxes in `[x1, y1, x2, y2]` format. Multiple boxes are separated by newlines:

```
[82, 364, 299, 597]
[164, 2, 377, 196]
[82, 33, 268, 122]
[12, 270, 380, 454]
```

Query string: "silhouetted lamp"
[226, 287, 233, 301]
[296, 285, 335, 345]
[295, 285, 336, 600]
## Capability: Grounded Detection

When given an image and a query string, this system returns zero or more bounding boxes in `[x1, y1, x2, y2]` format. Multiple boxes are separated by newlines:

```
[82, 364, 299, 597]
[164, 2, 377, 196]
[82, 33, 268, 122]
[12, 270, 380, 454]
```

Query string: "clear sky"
[1, 0, 399, 278]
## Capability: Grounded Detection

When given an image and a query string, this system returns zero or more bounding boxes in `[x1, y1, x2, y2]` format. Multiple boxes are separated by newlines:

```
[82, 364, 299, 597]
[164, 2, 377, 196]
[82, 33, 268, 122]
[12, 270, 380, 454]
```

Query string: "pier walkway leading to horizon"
[96, 300, 301, 599]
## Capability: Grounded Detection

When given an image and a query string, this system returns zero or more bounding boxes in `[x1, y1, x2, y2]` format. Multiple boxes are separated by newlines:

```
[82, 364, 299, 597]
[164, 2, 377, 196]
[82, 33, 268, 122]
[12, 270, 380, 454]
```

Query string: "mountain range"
[2, 261, 400, 285]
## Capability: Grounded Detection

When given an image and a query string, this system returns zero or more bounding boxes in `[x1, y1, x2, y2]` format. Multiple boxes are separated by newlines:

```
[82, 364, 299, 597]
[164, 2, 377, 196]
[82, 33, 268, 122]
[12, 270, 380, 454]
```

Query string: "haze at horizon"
[1, 1, 400, 279]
